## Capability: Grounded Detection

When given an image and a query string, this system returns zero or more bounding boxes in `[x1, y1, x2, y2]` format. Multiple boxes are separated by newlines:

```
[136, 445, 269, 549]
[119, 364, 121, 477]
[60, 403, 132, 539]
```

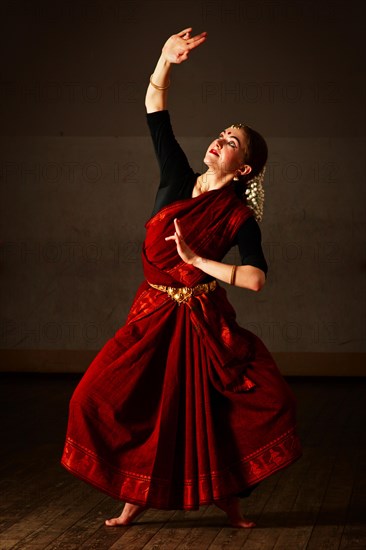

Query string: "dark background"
[0, 0, 365, 374]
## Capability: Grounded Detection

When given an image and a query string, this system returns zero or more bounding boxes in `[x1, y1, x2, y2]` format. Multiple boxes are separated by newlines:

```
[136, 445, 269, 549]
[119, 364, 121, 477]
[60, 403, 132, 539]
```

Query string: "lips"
[209, 149, 219, 157]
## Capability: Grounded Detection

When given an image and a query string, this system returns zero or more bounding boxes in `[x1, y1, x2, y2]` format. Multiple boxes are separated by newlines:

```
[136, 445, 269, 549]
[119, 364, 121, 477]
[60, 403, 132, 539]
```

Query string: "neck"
[198, 168, 235, 193]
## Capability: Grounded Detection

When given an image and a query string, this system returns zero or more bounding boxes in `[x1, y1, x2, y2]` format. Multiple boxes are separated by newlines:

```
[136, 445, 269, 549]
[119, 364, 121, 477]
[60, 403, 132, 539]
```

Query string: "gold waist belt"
[148, 279, 217, 304]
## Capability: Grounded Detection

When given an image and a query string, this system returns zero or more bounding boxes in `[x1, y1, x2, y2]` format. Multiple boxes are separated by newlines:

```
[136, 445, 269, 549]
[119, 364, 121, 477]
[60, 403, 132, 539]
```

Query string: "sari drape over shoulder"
[61, 183, 302, 510]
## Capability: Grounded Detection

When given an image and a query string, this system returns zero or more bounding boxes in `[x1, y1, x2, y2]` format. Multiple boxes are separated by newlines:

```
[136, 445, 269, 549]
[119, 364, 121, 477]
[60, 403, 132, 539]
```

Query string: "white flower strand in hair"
[244, 166, 266, 223]
[229, 123, 266, 223]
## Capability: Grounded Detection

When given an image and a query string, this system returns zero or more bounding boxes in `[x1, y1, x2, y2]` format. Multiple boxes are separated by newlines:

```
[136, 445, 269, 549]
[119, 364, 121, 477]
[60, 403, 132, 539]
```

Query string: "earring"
[233, 175, 239, 181]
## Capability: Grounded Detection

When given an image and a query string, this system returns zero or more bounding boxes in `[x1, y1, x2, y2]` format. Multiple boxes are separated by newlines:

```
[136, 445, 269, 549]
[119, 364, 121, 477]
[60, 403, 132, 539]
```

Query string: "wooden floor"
[0, 374, 365, 550]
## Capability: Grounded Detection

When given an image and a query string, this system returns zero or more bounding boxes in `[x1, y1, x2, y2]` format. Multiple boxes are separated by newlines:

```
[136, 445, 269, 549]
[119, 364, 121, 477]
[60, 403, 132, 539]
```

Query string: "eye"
[216, 134, 238, 149]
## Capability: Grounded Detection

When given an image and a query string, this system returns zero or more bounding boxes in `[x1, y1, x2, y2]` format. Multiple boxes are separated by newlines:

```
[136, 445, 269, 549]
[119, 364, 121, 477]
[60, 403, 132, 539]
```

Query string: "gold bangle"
[149, 74, 170, 90]
[230, 265, 237, 285]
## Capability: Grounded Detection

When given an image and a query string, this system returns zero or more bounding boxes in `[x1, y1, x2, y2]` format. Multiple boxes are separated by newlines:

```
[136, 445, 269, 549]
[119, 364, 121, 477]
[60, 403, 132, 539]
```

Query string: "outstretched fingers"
[173, 218, 183, 238]
[177, 27, 207, 49]
[165, 219, 182, 243]
[165, 234, 177, 243]
[186, 31, 208, 50]
[177, 27, 193, 37]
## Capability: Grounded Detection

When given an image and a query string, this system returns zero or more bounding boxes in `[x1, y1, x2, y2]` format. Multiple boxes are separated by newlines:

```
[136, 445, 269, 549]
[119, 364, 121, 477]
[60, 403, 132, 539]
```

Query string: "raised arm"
[145, 28, 207, 114]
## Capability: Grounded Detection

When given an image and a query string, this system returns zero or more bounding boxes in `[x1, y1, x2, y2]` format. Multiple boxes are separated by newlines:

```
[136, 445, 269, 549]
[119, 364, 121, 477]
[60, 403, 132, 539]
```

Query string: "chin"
[203, 154, 215, 166]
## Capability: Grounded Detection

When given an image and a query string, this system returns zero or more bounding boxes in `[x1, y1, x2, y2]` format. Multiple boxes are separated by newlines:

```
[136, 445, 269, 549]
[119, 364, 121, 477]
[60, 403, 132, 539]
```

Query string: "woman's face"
[203, 127, 251, 177]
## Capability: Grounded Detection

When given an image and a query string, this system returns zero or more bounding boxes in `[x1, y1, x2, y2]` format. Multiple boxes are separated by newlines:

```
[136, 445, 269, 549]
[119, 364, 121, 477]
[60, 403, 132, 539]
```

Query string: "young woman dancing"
[61, 28, 302, 529]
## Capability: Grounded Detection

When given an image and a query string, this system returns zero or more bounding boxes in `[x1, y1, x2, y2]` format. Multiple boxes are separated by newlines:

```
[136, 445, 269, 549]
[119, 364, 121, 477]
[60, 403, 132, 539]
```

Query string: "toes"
[105, 517, 123, 526]
[229, 518, 256, 529]
[243, 521, 256, 528]
[105, 505, 146, 527]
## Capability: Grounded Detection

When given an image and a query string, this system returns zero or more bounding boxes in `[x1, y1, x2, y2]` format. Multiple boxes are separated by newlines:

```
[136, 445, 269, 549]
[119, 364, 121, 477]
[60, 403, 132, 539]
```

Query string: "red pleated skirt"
[61, 281, 302, 510]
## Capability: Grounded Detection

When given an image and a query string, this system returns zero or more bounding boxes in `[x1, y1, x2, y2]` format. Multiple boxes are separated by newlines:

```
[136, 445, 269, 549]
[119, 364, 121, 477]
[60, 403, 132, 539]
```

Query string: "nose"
[215, 138, 223, 149]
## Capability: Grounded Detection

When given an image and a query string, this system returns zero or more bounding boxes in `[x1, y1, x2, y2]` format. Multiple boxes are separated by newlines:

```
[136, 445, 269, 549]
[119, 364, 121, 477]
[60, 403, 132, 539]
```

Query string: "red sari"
[61, 183, 302, 510]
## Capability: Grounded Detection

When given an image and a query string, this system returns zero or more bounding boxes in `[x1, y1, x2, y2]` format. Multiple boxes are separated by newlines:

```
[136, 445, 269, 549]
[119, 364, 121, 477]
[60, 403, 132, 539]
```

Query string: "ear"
[236, 164, 252, 178]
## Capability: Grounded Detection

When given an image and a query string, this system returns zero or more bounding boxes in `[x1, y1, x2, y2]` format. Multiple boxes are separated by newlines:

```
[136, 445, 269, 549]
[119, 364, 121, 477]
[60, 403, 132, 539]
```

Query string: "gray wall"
[1, 0, 365, 371]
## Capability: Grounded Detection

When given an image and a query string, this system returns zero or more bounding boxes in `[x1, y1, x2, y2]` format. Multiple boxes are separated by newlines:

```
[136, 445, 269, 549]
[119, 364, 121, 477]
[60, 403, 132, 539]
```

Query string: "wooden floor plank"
[206, 474, 282, 549]
[141, 507, 211, 549]
[305, 445, 355, 548]
[308, 380, 366, 550]
[0, 479, 102, 549]
[271, 379, 359, 550]
[43, 496, 113, 549]
[108, 509, 178, 550]
[339, 448, 366, 550]
[0, 458, 75, 533]
[270, 452, 334, 550]
[235, 449, 313, 550]
[169, 513, 221, 550]
[78, 508, 177, 550]
[1, 375, 366, 550]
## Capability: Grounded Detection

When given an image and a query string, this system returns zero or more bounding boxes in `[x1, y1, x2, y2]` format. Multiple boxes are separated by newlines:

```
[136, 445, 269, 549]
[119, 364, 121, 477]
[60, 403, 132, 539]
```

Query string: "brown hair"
[236, 125, 268, 184]
[242, 125, 268, 181]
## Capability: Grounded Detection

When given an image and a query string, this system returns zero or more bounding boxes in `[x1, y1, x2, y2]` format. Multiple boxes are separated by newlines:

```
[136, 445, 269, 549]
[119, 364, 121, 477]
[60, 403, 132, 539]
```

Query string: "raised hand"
[165, 218, 200, 265]
[162, 27, 207, 64]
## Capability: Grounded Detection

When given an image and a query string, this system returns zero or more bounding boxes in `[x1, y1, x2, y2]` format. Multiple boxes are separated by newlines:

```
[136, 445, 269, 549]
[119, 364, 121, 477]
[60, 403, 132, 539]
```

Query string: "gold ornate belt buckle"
[166, 286, 193, 304]
[148, 280, 216, 305]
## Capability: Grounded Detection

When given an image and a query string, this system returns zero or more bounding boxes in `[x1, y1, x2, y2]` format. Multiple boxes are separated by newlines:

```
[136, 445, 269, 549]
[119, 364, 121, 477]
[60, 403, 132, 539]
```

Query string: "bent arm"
[193, 257, 266, 292]
[166, 218, 266, 292]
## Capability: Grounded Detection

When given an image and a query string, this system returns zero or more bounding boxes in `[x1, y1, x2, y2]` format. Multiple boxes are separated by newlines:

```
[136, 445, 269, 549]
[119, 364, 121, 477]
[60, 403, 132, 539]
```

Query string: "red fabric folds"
[61, 184, 302, 510]
[142, 183, 254, 287]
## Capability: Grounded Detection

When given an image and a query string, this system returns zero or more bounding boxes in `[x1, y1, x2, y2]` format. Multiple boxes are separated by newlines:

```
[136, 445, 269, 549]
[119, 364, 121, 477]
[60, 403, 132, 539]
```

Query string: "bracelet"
[230, 265, 237, 285]
[149, 74, 170, 91]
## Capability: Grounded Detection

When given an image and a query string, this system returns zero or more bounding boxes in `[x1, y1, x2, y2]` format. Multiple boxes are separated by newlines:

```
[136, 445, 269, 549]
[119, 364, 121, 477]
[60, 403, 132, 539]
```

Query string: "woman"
[61, 28, 302, 529]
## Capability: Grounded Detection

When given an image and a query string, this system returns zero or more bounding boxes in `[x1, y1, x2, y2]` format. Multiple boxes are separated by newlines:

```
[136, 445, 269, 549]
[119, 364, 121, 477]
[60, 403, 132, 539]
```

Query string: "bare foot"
[215, 496, 256, 529]
[105, 502, 147, 526]
[228, 517, 256, 529]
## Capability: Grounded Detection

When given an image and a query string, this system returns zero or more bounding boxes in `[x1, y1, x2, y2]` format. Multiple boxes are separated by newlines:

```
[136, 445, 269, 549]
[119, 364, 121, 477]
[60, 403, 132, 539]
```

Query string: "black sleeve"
[234, 216, 268, 277]
[146, 110, 198, 216]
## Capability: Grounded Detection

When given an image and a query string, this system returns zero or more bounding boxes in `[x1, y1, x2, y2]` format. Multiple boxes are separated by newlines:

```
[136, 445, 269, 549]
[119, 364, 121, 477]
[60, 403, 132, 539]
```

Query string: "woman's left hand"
[162, 28, 207, 64]
[165, 218, 200, 265]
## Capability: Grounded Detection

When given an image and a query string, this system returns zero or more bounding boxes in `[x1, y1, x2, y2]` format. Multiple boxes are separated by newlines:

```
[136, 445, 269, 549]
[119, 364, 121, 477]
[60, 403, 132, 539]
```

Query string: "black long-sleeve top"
[146, 110, 268, 277]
